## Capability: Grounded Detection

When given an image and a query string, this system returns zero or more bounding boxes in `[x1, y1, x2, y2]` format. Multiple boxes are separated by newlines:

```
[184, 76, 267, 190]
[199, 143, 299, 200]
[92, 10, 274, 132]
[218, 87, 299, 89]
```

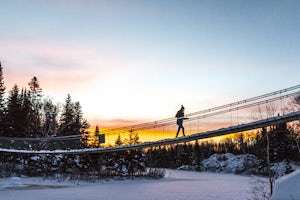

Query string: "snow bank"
[201, 153, 260, 174]
[271, 169, 300, 200]
[179, 153, 300, 178]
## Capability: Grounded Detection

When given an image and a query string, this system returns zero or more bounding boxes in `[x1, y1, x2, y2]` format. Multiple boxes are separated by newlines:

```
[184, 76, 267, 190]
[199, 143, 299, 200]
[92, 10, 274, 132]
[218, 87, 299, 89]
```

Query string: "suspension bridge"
[1, 85, 300, 154]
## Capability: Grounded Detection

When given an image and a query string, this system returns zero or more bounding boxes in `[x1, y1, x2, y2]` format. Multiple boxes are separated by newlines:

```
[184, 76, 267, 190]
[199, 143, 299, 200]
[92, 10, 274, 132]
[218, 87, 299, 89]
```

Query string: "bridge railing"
[101, 86, 300, 145]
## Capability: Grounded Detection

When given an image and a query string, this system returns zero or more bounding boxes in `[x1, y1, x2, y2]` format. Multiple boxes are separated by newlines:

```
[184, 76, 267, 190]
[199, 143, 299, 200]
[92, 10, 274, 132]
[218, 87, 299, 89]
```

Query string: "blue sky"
[0, 0, 299, 127]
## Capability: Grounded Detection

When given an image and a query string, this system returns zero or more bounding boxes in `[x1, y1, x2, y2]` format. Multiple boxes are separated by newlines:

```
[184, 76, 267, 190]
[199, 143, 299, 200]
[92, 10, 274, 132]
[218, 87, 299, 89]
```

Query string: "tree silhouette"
[73, 101, 89, 134]
[0, 62, 6, 135]
[41, 98, 58, 137]
[115, 134, 123, 146]
[28, 76, 43, 136]
[87, 125, 101, 147]
[58, 94, 75, 136]
[124, 130, 140, 145]
[58, 94, 89, 136]
[6, 85, 23, 136]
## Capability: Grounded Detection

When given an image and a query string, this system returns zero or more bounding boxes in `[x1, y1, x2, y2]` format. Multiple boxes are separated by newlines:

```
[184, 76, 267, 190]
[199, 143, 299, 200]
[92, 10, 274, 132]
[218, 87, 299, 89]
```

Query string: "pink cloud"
[0, 38, 134, 91]
[89, 118, 145, 129]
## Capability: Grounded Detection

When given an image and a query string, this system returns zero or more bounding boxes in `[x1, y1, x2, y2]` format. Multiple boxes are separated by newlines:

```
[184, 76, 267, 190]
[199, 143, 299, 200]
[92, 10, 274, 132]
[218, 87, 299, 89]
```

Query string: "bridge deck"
[1, 110, 300, 154]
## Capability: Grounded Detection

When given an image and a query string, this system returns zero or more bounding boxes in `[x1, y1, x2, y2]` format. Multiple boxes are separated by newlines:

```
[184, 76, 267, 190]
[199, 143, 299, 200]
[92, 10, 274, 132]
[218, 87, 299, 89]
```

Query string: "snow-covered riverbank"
[0, 169, 260, 200]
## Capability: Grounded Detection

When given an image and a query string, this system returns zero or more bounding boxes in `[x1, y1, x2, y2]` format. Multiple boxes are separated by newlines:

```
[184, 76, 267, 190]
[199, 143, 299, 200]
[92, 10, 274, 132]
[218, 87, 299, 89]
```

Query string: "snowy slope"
[271, 169, 300, 200]
[0, 170, 259, 200]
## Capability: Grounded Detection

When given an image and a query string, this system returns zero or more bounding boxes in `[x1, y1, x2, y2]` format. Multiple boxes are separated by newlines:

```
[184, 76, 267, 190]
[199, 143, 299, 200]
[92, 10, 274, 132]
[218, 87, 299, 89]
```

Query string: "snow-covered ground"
[1, 152, 299, 200]
[0, 169, 262, 200]
[1, 168, 299, 200]
[271, 169, 300, 200]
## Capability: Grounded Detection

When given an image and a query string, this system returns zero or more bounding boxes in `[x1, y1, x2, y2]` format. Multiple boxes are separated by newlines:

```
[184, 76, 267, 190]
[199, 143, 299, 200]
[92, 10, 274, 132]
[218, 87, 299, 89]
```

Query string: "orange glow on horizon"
[87, 123, 259, 147]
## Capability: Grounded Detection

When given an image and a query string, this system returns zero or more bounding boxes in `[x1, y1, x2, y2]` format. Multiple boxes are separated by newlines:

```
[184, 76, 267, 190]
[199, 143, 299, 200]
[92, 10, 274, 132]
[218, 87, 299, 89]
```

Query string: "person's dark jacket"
[176, 110, 184, 125]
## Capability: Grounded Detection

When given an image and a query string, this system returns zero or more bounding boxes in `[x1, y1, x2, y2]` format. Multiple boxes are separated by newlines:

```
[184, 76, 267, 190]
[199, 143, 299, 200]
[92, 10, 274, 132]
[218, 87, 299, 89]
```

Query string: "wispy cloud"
[90, 118, 145, 129]
[0, 38, 135, 86]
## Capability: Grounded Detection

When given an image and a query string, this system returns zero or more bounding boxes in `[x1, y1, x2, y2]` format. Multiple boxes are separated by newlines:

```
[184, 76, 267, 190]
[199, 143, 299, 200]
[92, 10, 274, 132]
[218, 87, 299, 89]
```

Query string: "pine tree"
[269, 122, 293, 161]
[73, 101, 89, 134]
[180, 143, 190, 165]
[28, 76, 43, 136]
[95, 125, 99, 135]
[58, 94, 75, 136]
[58, 94, 89, 136]
[6, 85, 23, 136]
[41, 98, 58, 137]
[28, 76, 42, 97]
[0, 62, 6, 135]
[20, 88, 34, 137]
[115, 134, 123, 146]
[124, 130, 140, 145]
[88, 125, 100, 147]
[193, 140, 202, 169]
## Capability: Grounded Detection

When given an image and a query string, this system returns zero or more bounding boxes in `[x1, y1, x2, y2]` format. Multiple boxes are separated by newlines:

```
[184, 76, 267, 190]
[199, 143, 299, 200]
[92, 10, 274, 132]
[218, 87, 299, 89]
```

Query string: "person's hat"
[181, 105, 185, 110]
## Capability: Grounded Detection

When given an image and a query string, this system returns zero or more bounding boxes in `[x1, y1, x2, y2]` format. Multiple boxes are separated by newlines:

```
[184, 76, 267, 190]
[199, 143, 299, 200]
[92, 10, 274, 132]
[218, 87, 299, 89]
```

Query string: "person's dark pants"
[176, 123, 185, 137]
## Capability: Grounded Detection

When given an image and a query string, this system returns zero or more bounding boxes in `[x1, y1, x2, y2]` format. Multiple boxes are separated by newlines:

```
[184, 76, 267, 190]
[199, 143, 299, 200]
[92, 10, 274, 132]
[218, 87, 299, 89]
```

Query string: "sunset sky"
[1, 0, 300, 128]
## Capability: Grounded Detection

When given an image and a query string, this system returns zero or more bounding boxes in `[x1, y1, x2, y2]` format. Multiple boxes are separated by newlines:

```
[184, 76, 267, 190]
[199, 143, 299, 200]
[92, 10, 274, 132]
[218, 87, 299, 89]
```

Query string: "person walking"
[175, 105, 188, 137]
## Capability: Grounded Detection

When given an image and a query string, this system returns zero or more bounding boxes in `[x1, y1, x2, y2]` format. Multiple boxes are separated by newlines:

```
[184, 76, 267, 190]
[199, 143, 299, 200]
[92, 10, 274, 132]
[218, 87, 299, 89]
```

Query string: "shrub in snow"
[0, 150, 149, 179]
[146, 168, 165, 178]
[270, 161, 300, 179]
[177, 165, 199, 171]
[201, 153, 261, 174]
